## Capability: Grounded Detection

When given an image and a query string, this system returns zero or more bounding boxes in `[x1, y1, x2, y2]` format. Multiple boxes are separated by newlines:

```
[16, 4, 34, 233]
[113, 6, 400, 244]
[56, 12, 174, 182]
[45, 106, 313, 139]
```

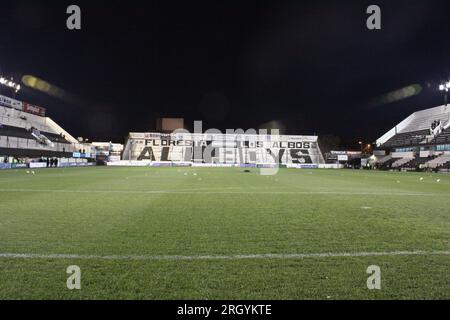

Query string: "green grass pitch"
[0, 166, 449, 299]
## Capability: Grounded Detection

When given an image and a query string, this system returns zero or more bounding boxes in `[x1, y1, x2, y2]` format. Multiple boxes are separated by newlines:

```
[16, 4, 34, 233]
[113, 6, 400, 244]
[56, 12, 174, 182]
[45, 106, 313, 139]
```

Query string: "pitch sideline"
[0, 250, 449, 261]
[0, 188, 446, 196]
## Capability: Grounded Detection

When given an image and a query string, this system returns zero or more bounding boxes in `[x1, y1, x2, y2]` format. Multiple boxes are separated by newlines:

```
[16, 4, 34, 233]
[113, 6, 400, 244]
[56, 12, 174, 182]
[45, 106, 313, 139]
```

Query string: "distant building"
[156, 118, 184, 133]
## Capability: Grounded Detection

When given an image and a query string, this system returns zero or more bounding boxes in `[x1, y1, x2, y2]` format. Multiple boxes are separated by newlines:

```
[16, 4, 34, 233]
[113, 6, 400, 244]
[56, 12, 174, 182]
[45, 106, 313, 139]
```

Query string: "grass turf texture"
[0, 167, 449, 299]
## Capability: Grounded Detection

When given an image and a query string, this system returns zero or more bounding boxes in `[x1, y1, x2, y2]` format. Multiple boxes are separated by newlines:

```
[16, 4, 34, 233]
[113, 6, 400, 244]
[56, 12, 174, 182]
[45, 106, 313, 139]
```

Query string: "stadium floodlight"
[0, 75, 21, 92]
[439, 81, 450, 106]
[439, 81, 450, 91]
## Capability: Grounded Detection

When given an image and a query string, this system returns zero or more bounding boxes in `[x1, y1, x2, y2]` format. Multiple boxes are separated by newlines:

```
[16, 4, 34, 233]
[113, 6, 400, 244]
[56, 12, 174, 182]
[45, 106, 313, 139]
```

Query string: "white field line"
[0, 251, 449, 261]
[0, 188, 446, 196]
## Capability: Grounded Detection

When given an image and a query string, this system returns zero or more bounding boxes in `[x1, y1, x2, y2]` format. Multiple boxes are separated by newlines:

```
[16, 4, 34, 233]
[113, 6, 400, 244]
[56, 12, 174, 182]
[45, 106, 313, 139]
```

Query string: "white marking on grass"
[0, 250, 448, 261]
[0, 188, 446, 197]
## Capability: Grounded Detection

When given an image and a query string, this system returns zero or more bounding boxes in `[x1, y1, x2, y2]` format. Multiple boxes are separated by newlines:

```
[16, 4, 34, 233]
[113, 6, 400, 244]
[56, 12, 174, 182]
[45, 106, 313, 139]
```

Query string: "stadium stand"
[430, 127, 450, 144]
[424, 154, 450, 169]
[122, 132, 325, 166]
[0, 97, 90, 158]
[377, 105, 450, 147]
[375, 154, 392, 165]
[375, 156, 397, 170]
[381, 129, 430, 148]
[400, 156, 438, 169]
[376, 104, 450, 171]
[400, 113, 447, 133]
[391, 157, 414, 168]
[0, 124, 35, 140]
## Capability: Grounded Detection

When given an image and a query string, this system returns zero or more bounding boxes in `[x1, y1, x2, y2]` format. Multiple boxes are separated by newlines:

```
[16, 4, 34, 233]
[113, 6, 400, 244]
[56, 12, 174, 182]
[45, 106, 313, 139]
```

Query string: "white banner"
[0, 94, 23, 110]
[29, 162, 47, 168]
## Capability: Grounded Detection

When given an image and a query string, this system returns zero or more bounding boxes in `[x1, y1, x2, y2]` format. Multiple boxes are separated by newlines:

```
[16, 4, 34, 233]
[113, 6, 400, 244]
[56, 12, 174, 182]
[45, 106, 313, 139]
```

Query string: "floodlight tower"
[438, 81, 450, 106]
[0, 75, 21, 97]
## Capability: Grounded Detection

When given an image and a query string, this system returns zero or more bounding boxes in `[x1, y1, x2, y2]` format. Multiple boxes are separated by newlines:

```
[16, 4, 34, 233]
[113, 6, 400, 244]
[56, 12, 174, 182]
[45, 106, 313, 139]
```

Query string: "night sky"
[1, 0, 450, 148]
